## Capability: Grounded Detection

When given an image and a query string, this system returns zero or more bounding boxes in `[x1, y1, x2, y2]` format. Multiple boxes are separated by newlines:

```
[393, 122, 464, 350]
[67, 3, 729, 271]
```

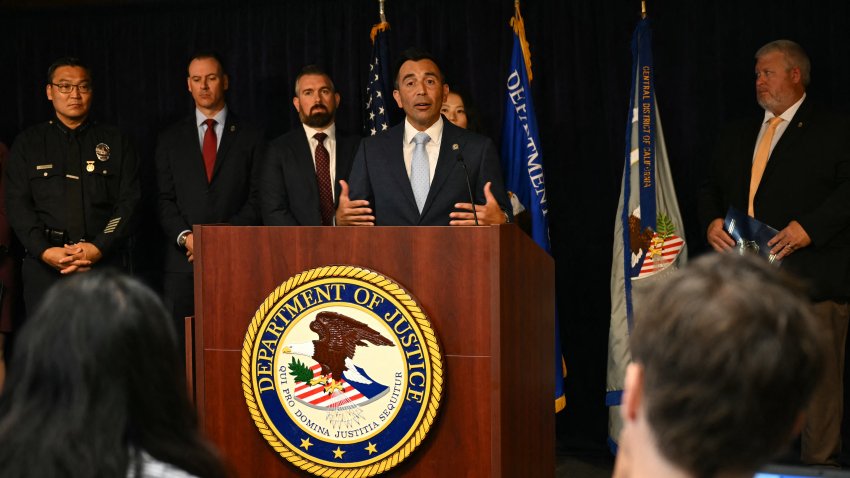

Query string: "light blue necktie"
[410, 132, 431, 213]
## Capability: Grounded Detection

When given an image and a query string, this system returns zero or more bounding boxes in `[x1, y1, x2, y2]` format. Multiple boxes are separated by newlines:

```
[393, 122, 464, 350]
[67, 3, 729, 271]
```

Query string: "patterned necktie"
[313, 132, 334, 226]
[410, 132, 431, 213]
[748, 116, 784, 217]
[202, 118, 218, 183]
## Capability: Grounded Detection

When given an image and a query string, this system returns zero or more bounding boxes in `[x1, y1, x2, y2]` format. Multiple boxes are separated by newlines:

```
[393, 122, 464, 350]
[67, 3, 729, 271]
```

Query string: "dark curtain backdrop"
[2, 0, 850, 453]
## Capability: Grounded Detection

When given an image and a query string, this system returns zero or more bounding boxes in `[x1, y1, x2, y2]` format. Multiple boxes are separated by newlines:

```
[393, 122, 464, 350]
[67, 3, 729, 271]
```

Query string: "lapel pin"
[230, 125, 236, 132]
[797, 122, 803, 128]
[452, 143, 459, 151]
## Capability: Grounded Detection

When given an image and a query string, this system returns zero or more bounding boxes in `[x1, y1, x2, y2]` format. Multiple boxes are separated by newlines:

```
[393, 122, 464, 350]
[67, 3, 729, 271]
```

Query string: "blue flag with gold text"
[500, 6, 565, 413]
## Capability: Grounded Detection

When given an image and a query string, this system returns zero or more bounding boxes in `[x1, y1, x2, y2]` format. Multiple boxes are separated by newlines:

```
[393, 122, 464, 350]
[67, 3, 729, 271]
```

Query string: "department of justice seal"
[95, 143, 110, 161]
[242, 266, 444, 477]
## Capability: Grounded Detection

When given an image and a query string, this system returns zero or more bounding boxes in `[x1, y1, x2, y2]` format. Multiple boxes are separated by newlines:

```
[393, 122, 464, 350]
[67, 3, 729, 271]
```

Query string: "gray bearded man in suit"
[336, 48, 511, 226]
[699, 40, 850, 466]
[261, 65, 359, 226]
[155, 52, 264, 344]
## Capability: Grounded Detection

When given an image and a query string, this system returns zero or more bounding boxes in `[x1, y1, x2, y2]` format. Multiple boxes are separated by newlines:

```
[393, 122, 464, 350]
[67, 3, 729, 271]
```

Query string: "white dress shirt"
[753, 93, 806, 161]
[402, 117, 443, 184]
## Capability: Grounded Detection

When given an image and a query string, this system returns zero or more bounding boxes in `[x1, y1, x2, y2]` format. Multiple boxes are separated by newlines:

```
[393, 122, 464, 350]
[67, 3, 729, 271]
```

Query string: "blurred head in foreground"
[614, 253, 824, 478]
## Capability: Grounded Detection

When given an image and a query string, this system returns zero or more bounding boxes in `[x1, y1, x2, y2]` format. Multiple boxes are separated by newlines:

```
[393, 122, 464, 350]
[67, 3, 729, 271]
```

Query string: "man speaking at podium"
[336, 48, 511, 226]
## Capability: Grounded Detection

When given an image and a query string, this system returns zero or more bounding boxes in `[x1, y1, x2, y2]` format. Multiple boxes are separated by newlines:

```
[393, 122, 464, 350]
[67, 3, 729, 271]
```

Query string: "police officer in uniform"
[5, 57, 140, 314]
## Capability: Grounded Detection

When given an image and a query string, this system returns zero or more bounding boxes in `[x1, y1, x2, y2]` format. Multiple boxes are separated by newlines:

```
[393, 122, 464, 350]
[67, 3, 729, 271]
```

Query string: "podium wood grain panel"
[193, 225, 554, 477]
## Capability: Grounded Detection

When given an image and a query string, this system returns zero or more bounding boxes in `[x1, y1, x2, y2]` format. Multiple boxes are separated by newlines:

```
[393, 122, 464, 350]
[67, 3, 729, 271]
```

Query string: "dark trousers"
[803, 300, 850, 466]
[22, 252, 130, 318]
[162, 270, 194, 354]
[21, 256, 60, 317]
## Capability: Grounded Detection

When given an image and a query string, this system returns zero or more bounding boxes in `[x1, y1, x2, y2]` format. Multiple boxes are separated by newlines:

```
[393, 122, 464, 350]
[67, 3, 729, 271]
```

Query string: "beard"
[756, 89, 790, 114]
[300, 106, 334, 128]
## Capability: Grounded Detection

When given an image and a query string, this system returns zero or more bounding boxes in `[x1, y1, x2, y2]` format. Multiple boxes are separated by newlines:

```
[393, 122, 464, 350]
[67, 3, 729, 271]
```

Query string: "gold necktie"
[748, 116, 784, 217]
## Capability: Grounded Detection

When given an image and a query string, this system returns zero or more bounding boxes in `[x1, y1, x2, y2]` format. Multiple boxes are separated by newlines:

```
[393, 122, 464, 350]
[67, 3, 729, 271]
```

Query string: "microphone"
[456, 154, 479, 226]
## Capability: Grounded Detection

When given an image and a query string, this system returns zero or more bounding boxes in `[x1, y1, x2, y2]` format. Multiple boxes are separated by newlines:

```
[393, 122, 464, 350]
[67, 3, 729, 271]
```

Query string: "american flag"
[636, 234, 685, 278]
[294, 364, 369, 410]
[365, 22, 391, 136]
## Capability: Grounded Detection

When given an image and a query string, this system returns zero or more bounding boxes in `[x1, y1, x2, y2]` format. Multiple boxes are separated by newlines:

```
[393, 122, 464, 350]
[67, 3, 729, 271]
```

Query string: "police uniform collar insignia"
[95, 143, 110, 161]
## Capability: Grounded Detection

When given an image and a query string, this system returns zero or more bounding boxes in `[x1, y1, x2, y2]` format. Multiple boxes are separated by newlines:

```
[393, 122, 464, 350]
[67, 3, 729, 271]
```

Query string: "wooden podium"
[192, 225, 555, 477]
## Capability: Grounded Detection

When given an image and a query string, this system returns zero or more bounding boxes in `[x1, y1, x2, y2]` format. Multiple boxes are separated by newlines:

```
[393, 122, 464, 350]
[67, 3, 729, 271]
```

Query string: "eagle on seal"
[283, 311, 393, 393]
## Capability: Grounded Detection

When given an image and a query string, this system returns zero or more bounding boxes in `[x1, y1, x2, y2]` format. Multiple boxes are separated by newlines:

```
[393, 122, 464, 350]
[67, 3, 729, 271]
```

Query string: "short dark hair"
[0, 270, 226, 478]
[187, 50, 228, 76]
[293, 64, 336, 96]
[46, 56, 91, 84]
[393, 47, 444, 89]
[631, 253, 824, 478]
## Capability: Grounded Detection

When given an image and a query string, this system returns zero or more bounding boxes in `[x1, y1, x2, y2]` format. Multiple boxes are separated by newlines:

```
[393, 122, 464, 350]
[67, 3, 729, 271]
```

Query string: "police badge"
[242, 266, 444, 476]
[95, 143, 110, 161]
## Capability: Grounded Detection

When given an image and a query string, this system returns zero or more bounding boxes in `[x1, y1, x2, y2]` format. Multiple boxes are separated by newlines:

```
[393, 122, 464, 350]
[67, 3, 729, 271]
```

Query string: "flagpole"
[370, 0, 390, 43]
[641, 0, 647, 19]
[366, 0, 391, 135]
[510, 0, 533, 82]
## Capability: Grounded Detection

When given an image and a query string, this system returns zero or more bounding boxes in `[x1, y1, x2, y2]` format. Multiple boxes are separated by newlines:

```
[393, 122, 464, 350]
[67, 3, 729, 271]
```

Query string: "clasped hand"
[42, 242, 102, 274]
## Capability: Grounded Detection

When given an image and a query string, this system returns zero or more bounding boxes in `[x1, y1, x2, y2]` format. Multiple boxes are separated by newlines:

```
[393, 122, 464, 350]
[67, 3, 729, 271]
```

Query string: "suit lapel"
[183, 117, 210, 188]
[211, 113, 238, 182]
[422, 122, 463, 218]
[739, 119, 762, 183]
[335, 135, 358, 200]
[762, 100, 812, 183]
[383, 125, 420, 218]
[294, 131, 322, 220]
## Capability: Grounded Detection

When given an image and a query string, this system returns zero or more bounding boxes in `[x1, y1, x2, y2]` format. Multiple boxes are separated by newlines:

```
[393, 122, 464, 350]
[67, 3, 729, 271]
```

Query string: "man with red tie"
[155, 52, 265, 344]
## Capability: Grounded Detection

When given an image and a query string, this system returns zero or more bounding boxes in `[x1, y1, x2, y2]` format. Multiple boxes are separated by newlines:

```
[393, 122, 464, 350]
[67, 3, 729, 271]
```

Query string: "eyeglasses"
[50, 83, 92, 94]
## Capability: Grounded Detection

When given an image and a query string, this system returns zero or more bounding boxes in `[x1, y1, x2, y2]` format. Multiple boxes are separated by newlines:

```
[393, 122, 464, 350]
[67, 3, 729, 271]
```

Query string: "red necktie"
[202, 119, 217, 182]
[314, 132, 334, 225]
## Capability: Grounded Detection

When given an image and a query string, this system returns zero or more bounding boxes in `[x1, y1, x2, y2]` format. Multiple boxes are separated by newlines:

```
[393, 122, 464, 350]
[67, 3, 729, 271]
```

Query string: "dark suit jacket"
[347, 119, 511, 226]
[699, 99, 850, 301]
[156, 111, 265, 273]
[260, 127, 359, 225]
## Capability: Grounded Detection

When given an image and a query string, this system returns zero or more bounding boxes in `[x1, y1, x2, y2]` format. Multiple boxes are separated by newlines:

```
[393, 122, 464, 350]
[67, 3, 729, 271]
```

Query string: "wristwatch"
[177, 231, 190, 248]
[502, 210, 512, 224]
